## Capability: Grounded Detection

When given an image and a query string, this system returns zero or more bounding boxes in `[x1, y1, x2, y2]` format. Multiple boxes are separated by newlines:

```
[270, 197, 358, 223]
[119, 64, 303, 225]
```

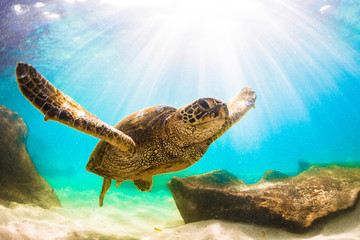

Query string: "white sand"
[145, 203, 360, 240]
[0, 188, 183, 240]
[1, 188, 360, 240]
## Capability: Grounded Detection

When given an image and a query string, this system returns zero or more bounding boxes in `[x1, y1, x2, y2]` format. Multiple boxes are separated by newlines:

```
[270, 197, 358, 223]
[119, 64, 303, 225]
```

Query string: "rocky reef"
[167, 166, 360, 233]
[0, 105, 61, 208]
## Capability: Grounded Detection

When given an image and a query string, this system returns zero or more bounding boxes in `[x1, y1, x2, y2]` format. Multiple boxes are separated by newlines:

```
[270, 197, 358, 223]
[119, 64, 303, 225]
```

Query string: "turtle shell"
[86, 105, 177, 180]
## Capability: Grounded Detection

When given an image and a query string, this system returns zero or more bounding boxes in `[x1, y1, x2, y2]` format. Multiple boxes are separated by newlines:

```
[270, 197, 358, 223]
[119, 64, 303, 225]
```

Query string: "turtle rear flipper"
[99, 177, 111, 207]
[133, 177, 153, 192]
[15, 62, 136, 154]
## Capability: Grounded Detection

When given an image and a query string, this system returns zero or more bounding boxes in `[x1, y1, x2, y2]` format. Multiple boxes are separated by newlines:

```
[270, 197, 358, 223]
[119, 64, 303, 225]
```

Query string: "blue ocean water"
[1, 0, 360, 199]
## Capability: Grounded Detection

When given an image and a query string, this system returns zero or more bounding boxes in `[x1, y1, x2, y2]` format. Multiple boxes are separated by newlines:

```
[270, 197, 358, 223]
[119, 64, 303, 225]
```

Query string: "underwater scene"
[1, 0, 360, 239]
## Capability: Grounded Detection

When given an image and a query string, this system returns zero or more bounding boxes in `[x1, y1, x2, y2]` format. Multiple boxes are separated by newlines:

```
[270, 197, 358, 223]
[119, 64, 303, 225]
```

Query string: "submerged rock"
[261, 170, 289, 182]
[167, 167, 360, 233]
[298, 159, 312, 173]
[0, 105, 61, 208]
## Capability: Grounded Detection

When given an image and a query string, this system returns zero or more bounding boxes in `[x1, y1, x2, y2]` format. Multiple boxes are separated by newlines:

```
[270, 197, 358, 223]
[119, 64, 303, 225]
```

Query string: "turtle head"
[172, 98, 229, 144]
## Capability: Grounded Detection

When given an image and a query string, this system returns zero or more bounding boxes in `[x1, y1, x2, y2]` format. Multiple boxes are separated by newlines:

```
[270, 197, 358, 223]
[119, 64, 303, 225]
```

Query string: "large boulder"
[0, 105, 61, 208]
[167, 167, 360, 233]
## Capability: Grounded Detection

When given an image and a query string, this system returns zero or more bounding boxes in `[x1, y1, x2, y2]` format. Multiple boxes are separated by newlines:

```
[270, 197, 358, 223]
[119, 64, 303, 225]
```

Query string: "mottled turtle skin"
[15, 62, 256, 207]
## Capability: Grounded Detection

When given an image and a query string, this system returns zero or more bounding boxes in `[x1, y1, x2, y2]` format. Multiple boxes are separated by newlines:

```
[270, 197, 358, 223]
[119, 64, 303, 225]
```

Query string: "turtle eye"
[198, 99, 210, 109]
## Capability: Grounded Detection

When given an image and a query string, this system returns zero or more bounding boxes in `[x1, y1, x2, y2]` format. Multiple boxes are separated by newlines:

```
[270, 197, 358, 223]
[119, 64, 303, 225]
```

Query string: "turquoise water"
[1, 0, 360, 199]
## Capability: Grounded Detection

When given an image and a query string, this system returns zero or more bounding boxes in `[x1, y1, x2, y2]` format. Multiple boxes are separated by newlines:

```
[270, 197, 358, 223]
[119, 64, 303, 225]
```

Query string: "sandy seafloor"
[1, 188, 360, 240]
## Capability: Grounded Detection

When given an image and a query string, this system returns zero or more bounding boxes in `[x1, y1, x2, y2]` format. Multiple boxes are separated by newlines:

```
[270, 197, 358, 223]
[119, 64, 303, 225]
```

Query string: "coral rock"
[167, 167, 360, 232]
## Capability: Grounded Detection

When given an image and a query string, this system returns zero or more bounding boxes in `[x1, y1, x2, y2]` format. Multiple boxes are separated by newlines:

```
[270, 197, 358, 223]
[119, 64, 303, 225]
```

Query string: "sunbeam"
[92, 0, 360, 130]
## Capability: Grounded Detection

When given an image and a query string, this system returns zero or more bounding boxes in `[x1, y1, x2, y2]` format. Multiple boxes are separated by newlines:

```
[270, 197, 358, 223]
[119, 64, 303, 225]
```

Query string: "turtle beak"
[215, 103, 229, 121]
[222, 103, 229, 120]
[200, 102, 229, 124]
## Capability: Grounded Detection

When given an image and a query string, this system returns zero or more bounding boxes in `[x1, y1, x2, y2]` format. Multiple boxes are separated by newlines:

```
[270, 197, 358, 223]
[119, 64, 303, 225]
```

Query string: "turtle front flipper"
[133, 177, 153, 192]
[15, 62, 136, 154]
[208, 87, 256, 143]
[99, 177, 111, 207]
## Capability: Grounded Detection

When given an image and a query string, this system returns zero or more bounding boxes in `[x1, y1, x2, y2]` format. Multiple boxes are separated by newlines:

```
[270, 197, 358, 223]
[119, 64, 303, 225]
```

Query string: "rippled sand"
[0, 188, 182, 240]
[1, 188, 360, 240]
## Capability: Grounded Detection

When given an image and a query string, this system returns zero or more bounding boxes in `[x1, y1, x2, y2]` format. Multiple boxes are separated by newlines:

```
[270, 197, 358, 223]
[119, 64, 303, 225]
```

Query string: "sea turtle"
[15, 62, 256, 206]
